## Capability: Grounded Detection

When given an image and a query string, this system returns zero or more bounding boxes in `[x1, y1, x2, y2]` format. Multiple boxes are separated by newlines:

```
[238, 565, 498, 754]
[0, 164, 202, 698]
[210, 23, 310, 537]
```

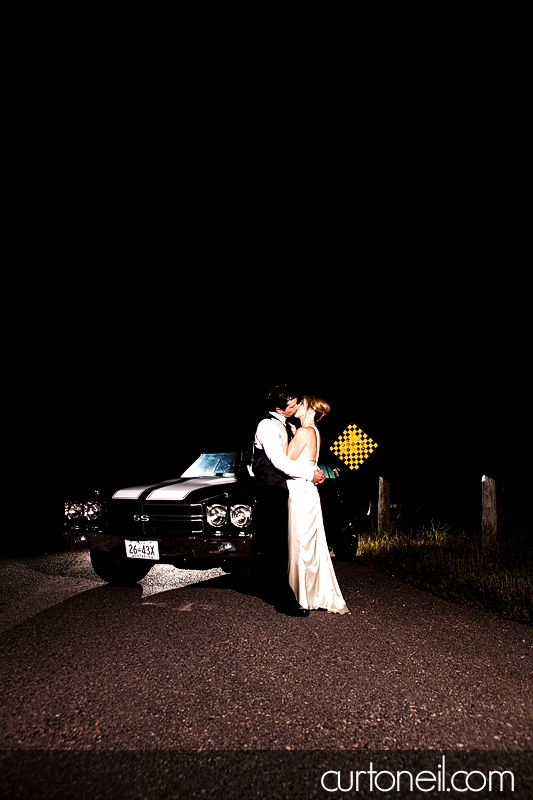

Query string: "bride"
[287, 396, 350, 615]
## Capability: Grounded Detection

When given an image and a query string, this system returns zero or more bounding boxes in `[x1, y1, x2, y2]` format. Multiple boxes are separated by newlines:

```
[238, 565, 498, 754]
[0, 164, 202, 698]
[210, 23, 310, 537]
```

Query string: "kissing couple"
[253, 384, 350, 617]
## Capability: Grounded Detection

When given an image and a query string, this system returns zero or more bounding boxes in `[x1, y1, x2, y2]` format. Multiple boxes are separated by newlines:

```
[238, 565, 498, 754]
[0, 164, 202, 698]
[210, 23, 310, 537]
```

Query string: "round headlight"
[230, 504, 252, 528]
[66, 502, 83, 520]
[84, 501, 102, 521]
[206, 504, 227, 528]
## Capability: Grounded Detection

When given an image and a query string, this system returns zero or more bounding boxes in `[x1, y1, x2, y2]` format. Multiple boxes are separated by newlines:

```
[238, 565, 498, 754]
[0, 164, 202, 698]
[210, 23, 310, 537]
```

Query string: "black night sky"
[29, 104, 529, 549]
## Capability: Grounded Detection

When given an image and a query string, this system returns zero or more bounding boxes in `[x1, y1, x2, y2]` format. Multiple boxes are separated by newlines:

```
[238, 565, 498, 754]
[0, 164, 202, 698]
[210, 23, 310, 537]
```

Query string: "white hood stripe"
[112, 476, 236, 501]
[146, 477, 235, 501]
[112, 484, 158, 500]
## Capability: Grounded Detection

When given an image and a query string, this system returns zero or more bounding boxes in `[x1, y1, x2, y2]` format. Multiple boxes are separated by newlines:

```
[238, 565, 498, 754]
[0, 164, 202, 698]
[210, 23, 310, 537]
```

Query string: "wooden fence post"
[378, 477, 390, 533]
[481, 474, 498, 549]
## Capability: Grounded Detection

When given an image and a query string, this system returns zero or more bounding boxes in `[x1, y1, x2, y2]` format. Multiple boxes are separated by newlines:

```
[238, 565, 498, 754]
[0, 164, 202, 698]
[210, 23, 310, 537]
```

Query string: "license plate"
[125, 540, 159, 560]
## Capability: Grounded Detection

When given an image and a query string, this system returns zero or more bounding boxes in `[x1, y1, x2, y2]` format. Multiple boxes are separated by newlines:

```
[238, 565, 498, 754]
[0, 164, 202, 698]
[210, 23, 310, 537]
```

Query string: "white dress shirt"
[254, 412, 315, 481]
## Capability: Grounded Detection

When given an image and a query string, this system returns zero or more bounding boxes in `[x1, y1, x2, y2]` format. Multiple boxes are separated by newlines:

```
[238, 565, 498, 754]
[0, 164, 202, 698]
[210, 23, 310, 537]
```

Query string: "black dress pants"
[254, 484, 298, 609]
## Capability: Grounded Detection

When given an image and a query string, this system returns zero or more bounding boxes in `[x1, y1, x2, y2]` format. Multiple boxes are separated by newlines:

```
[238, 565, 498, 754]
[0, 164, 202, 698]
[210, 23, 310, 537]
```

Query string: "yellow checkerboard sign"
[330, 423, 378, 470]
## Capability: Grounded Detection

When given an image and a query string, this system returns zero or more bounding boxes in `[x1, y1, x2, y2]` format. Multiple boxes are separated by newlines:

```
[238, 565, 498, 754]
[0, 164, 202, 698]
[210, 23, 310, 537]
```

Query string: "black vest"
[253, 414, 289, 488]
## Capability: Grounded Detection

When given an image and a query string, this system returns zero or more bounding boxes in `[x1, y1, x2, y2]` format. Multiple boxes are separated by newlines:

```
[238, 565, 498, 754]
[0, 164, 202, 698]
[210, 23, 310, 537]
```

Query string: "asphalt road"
[0, 551, 531, 798]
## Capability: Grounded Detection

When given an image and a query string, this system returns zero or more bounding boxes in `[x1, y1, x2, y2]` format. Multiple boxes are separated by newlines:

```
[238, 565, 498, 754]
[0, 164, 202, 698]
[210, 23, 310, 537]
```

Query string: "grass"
[357, 521, 532, 623]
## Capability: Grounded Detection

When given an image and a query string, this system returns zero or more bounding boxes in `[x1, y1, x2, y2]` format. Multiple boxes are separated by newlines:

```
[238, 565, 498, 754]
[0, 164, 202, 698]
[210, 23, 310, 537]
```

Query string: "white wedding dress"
[288, 426, 350, 614]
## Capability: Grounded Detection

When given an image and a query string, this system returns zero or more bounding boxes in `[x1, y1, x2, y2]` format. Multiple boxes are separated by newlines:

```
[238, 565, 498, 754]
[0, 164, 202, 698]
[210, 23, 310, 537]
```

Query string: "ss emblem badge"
[133, 514, 150, 522]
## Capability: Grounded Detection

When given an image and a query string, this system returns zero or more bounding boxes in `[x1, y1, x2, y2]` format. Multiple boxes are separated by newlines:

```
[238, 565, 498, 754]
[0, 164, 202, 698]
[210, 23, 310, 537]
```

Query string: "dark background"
[46, 267, 527, 549]
[22, 76, 528, 552]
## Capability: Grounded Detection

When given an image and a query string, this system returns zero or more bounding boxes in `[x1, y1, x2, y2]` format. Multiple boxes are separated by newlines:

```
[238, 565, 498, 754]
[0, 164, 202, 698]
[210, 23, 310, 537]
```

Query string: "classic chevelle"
[62, 452, 361, 585]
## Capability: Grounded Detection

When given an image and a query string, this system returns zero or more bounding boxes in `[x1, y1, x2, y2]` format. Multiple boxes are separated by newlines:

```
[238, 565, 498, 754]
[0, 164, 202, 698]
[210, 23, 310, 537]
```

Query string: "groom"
[253, 384, 325, 617]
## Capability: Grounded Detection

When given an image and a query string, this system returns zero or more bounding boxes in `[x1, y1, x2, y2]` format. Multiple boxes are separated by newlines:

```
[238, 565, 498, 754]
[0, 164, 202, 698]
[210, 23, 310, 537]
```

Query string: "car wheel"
[90, 549, 153, 585]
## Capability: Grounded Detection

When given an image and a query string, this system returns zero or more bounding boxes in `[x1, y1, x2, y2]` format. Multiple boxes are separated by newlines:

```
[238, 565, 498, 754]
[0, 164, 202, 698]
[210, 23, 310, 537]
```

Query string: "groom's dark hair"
[267, 384, 298, 412]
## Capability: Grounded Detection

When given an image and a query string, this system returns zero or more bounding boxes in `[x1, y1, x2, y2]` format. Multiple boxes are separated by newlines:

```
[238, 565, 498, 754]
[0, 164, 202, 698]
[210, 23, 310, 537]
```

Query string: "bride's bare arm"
[287, 427, 315, 461]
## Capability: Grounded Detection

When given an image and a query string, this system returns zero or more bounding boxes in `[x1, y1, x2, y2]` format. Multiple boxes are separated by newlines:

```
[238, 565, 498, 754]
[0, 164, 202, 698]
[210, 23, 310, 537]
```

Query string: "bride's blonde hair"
[303, 395, 330, 423]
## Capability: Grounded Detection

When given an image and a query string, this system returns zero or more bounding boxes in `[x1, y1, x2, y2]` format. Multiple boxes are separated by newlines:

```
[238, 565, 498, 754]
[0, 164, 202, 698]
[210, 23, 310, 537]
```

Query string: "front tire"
[90, 549, 153, 585]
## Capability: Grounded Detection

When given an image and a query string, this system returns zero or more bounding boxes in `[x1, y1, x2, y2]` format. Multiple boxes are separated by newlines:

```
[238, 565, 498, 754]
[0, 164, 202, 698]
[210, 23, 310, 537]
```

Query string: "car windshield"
[181, 453, 238, 478]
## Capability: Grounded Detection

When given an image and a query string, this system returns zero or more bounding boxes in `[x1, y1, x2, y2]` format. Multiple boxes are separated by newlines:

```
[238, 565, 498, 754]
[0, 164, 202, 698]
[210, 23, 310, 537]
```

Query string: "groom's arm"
[255, 419, 317, 481]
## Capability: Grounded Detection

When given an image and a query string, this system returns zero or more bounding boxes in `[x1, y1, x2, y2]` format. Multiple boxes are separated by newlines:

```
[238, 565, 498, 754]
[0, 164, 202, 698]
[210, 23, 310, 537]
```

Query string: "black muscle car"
[62, 452, 363, 585]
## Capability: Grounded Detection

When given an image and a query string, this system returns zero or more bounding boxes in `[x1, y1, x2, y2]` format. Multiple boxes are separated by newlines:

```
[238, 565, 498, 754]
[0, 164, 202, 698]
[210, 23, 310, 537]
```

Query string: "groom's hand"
[312, 469, 325, 485]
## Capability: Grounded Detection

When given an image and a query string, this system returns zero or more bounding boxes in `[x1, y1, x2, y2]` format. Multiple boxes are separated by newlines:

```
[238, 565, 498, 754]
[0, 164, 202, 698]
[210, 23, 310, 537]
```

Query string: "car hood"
[112, 475, 237, 502]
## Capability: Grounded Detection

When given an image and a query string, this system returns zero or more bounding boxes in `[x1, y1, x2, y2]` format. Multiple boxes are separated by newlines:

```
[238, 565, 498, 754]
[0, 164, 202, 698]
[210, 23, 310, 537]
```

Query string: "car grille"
[141, 503, 204, 536]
